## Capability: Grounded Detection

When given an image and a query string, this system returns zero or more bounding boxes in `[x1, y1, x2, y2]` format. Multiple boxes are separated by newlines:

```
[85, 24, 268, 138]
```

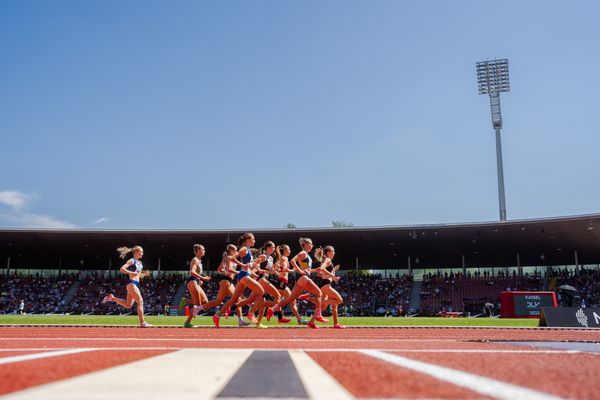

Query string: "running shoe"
[255, 323, 268, 329]
[333, 324, 346, 329]
[247, 313, 258, 324]
[307, 321, 319, 329]
[266, 308, 274, 321]
[139, 322, 152, 328]
[278, 317, 291, 324]
[297, 319, 308, 325]
[183, 321, 194, 328]
[102, 294, 113, 304]
[192, 306, 203, 317]
[238, 319, 251, 327]
[297, 293, 311, 301]
[315, 316, 330, 323]
[224, 307, 230, 319]
[212, 315, 220, 328]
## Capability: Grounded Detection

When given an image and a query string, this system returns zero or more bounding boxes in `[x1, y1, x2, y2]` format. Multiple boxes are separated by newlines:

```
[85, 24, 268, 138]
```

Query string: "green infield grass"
[0, 314, 539, 327]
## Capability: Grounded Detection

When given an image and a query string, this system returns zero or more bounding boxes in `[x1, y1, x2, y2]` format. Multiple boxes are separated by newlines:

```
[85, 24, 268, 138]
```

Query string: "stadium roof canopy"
[0, 214, 599, 272]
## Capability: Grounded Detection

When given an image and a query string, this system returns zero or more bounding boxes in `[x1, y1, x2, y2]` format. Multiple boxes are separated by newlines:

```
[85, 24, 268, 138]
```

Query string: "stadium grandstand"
[1, 213, 598, 316]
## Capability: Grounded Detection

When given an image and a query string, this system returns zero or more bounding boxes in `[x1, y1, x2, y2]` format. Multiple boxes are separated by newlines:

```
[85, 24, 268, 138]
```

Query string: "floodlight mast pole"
[477, 59, 510, 221]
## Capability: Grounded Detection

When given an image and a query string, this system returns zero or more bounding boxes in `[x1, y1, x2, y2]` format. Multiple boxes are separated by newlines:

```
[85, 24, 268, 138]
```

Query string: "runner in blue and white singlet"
[102, 245, 152, 328]
[212, 233, 265, 328]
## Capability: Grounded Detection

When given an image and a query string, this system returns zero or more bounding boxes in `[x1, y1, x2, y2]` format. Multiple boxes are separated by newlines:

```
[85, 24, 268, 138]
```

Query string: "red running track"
[0, 326, 599, 399]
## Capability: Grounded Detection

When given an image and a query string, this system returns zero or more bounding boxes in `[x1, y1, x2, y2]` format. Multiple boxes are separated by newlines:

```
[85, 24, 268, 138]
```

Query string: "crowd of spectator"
[419, 270, 545, 316]
[66, 273, 184, 315]
[3, 267, 598, 317]
[0, 272, 76, 314]
[548, 267, 600, 307]
[335, 273, 412, 316]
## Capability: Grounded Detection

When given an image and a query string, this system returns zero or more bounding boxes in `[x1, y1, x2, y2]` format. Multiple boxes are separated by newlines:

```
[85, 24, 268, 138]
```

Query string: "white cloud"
[0, 190, 37, 209]
[93, 217, 110, 224]
[1, 212, 75, 229]
[0, 189, 75, 229]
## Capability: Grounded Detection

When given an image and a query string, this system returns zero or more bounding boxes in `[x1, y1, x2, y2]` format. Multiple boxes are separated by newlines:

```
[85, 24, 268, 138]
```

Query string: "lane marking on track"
[289, 350, 353, 400]
[0, 349, 91, 365]
[0, 337, 463, 342]
[0, 349, 252, 400]
[0, 347, 587, 354]
[217, 351, 308, 399]
[0, 349, 55, 352]
[361, 350, 565, 400]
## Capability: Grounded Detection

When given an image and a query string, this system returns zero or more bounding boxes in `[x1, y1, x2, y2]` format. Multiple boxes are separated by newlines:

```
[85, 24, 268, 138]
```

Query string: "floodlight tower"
[477, 58, 510, 221]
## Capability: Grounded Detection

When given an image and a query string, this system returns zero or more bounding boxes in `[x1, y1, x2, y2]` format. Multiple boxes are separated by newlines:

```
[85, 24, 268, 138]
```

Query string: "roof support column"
[407, 256, 412, 276]
[516, 253, 521, 277]
[461, 255, 466, 276]
[574, 250, 579, 273]
[5, 256, 9, 275]
[355, 257, 359, 273]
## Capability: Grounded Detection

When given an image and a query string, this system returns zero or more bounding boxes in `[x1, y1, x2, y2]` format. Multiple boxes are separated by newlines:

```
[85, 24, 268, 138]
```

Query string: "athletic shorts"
[215, 273, 234, 284]
[237, 270, 251, 281]
[277, 279, 289, 290]
[316, 278, 333, 288]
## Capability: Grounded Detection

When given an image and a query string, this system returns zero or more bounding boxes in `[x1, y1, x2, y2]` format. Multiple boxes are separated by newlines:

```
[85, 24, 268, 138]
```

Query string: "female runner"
[249, 241, 283, 327]
[102, 245, 152, 328]
[192, 244, 250, 327]
[270, 237, 326, 329]
[212, 233, 265, 328]
[183, 244, 211, 328]
[270, 244, 305, 324]
[313, 245, 345, 329]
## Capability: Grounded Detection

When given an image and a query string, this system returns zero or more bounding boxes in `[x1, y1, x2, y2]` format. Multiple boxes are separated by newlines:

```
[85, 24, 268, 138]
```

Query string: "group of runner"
[102, 233, 345, 329]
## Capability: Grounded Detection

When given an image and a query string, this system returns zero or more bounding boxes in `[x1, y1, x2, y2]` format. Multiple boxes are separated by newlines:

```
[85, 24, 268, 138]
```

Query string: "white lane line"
[0, 347, 587, 354]
[0, 349, 252, 400]
[361, 350, 565, 400]
[289, 350, 354, 400]
[0, 349, 55, 352]
[0, 337, 462, 342]
[0, 349, 91, 365]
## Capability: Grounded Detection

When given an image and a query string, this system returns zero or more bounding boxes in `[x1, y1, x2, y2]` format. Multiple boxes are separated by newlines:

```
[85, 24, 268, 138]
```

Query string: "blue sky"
[0, 1, 598, 229]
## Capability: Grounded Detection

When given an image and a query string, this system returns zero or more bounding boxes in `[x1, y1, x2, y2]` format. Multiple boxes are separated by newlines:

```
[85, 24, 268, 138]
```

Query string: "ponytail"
[314, 247, 325, 262]
[221, 244, 237, 271]
[315, 245, 334, 262]
[117, 245, 142, 260]
[299, 237, 312, 248]
[260, 241, 275, 254]
[274, 244, 289, 263]
[237, 232, 254, 248]
[222, 244, 237, 262]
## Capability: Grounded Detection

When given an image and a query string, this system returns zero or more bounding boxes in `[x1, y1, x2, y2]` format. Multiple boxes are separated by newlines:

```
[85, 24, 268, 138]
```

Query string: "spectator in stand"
[0, 273, 77, 314]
